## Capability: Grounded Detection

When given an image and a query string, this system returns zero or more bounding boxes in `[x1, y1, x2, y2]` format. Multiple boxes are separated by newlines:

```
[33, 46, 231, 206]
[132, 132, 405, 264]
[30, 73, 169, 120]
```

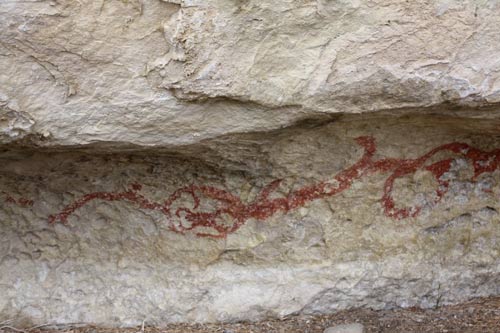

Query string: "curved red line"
[6, 136, 500, 238]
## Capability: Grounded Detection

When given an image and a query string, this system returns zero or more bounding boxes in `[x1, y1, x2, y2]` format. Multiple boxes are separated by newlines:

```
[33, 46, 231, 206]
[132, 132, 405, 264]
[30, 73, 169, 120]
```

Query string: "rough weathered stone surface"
[1, 0, 500, 147]
[1, 0, 500, 328]
[324, 323, 365, 333]
[1, 116, 500, 326]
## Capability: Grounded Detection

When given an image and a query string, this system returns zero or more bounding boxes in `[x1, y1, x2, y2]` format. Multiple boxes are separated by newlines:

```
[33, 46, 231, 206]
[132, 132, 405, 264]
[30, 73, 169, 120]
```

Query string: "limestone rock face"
[1, 0, 500, 328]
[1, 0, 500, 147]
[164, 0, 500, 110]
[2, 116, 500, 326]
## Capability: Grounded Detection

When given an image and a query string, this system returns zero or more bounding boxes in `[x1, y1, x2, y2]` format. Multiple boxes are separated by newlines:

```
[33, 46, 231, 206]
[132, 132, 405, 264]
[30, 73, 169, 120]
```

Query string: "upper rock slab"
[1, 0, 500, 147]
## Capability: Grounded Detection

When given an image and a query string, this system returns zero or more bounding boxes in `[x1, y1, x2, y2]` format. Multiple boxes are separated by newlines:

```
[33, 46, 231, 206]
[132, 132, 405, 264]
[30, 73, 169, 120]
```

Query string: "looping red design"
[6, 136, 500, 238]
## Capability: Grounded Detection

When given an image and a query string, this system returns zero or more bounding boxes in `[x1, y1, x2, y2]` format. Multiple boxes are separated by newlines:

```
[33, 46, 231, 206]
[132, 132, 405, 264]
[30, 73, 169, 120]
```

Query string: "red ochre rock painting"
[1, 191, 34, 207]
[3, 136, 500, 238]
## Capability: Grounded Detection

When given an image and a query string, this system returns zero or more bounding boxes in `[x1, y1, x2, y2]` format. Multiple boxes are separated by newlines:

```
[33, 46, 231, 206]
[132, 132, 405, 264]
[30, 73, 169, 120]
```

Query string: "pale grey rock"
[0, 0, 500, 329]
[0, 117, 499, 326]
[324, 323, 365, 333]
[0, 106, 35, 143]
[164, 0, 500, 113]
[1, 0, 500, 148]
[0, 0, 307, 148]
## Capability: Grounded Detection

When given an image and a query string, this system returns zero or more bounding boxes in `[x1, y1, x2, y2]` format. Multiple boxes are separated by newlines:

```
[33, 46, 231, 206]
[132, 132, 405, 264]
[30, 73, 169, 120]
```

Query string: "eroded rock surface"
[1, 0, 500, 147]
[1, 116, 500, 326]
[1, 0, 500, 328]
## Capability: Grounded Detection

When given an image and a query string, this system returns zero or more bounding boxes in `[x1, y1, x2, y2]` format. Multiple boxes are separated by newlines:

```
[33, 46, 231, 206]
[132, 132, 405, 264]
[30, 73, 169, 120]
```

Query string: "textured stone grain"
[1, 0, 500, 327]
[1, 117, 499, 326]
[2, 0, 500, 147]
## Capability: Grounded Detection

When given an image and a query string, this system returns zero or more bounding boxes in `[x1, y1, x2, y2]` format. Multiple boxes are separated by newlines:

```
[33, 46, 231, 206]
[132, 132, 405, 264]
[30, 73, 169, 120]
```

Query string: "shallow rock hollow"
[1, 115, 500, 326]
[1, 0, 500, 328]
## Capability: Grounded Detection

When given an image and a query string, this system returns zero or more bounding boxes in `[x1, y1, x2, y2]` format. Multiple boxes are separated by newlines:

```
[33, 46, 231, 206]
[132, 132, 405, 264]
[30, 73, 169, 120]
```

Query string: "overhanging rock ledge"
[0, 0, 499, 327]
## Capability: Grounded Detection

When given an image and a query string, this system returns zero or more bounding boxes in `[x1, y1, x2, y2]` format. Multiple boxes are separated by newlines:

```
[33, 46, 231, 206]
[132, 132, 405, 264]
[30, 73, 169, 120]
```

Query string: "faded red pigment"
[2, 191, 34, 207]
[4, 136, 500, 238]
